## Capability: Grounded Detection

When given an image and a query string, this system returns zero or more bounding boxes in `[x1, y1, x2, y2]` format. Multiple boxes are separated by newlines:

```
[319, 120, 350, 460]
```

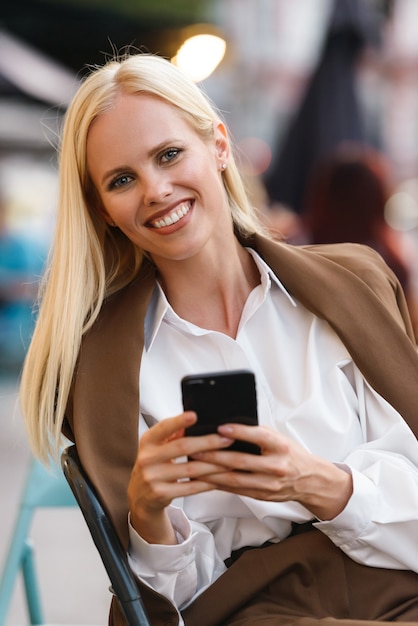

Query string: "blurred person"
[19, 53, 418, 626]
[0, 194, 40, 373]
[298, 143, 418, 338]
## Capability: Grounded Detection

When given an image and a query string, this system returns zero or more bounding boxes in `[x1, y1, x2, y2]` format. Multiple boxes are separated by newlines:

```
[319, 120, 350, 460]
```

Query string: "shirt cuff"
[314, 465, 378, 548]
[128, 505, 194, 576]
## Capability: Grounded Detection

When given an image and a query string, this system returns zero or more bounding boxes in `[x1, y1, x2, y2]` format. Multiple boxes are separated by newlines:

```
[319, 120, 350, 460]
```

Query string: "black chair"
[61, 445, 151, 626]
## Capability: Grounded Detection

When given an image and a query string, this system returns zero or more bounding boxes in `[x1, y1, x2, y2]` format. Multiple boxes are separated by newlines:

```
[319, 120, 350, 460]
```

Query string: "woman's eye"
[110, 174, 133, 190]
[161, 148, 181, 163]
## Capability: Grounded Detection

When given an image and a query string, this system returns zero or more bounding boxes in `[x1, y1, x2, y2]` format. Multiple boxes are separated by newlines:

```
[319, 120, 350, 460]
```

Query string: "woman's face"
[86, 92, 231, 267]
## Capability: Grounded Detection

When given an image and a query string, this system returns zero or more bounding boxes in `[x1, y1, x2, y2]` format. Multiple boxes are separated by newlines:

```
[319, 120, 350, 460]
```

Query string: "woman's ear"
[214, 121, 230, 166]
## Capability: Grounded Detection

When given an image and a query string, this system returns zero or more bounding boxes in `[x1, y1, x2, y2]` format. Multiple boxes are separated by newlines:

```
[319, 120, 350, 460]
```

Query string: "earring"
[221, 162, 227, 171]
[108, 220, 117, 227]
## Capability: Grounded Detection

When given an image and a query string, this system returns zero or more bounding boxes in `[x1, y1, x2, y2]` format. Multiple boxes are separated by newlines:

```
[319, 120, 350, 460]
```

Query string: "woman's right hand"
[128, 411, 233, 544]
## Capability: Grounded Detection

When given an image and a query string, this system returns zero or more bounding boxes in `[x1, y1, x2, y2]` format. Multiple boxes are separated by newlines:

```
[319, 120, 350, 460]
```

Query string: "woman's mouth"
[150, 202, 191, 229]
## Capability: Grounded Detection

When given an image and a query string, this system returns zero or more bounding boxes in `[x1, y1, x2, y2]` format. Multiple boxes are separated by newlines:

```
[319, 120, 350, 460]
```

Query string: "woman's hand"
[191, 422, 353, 521]
[128, 411, 234, 544]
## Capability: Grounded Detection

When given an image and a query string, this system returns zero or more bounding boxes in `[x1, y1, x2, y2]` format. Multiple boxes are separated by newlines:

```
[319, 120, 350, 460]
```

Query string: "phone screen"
[182, 369, 260, 454]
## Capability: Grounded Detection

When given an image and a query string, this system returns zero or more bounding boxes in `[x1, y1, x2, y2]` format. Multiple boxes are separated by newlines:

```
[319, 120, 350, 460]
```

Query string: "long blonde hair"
[20, 53, 265, 463]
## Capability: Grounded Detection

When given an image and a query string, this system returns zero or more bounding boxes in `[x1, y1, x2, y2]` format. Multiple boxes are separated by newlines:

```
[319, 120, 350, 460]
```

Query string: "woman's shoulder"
[286, 240, 405, 313]
[299, 241, 396, 281]
[253, 234, 414, 335]
[254, 234, 396, 286]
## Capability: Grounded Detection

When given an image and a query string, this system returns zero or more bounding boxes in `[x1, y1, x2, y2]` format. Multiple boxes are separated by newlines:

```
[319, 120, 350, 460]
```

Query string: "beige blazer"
[64, 235, 418, 625]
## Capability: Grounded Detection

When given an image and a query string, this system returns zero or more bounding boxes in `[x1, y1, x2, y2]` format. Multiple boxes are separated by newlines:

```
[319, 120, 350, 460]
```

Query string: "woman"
[20, 53, 418, 626]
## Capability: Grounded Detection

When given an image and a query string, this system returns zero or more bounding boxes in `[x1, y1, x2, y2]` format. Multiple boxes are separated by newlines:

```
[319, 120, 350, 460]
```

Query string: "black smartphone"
[182, 369, 260, 454]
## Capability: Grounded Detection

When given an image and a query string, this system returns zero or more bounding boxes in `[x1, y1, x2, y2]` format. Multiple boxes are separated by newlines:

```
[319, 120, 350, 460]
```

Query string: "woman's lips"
[149, 201, 192, 229]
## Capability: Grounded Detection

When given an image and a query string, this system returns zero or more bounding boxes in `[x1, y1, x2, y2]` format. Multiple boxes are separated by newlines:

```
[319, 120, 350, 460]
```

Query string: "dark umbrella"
[264, 0, 380, 214]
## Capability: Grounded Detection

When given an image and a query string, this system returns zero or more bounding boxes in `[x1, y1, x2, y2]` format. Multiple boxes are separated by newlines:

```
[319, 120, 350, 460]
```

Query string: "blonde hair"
[20, 53, 265, 463]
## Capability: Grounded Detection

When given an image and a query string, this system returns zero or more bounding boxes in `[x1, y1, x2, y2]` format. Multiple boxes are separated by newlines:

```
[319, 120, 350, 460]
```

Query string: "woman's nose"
[142, 171, 173, 206]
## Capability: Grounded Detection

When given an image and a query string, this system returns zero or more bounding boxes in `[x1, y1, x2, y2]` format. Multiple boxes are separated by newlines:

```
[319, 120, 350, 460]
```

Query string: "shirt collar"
[144, 248, 296, 351]
[246, 247, 296, 303]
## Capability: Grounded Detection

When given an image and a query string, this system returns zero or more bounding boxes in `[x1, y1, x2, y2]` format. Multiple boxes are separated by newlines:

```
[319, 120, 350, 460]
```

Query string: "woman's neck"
[156, 242, 260, 338]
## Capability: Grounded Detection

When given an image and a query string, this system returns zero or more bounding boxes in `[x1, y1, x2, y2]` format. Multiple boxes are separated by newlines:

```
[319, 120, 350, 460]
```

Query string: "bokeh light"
[385, 179, 418, 231]
[172, 34, 226, 82]
[237, 137, 272, 177]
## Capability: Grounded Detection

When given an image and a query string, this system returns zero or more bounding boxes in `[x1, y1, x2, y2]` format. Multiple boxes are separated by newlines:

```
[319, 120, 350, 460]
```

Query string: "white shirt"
[128, 249, 418, 615]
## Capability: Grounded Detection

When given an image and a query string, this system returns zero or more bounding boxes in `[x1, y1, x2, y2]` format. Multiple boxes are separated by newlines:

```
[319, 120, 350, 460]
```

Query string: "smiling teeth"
[152, 203, 190, 229]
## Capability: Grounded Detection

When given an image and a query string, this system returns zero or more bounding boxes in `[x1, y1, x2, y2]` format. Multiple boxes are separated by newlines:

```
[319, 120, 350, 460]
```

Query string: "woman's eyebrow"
[147, 138, 183, 158]
[100, 165, 130, 187]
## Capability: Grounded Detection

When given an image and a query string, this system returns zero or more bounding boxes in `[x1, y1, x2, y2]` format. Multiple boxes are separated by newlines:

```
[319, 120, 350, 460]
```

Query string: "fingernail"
[218, 425, 234, 434]
[220, 437, 234, 445]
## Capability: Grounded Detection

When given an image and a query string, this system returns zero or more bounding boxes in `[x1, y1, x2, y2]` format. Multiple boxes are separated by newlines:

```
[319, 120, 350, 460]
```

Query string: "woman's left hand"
[190, 422, 353, 521]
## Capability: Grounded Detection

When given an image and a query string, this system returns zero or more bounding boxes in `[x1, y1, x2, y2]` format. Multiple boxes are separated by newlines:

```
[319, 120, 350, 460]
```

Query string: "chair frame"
[61, 445, 151, 626]
[0, 457, 76, 625]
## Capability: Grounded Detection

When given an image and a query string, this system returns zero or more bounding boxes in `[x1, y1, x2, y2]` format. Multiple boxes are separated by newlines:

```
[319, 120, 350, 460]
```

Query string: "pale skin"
[86, 91, 353, 546]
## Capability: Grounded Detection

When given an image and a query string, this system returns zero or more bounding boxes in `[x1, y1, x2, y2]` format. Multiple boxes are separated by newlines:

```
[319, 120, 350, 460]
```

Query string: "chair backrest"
[61, 445, 151, 626]
[0, 457, 77, 625]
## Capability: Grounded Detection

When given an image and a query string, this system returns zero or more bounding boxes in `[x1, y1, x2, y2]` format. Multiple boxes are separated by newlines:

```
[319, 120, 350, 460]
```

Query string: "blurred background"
[2, 0, 418, 623]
